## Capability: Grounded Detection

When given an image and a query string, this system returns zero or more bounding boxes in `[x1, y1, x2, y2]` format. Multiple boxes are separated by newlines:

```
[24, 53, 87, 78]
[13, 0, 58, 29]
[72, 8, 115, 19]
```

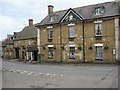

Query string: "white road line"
[23, 71, 28, 73]
[28, 72, 34, 75]
[3, 68, 64, 77]
[20, 71, 24, 74]
[60, 75, 64, 77]
[46, 73, 50, 76]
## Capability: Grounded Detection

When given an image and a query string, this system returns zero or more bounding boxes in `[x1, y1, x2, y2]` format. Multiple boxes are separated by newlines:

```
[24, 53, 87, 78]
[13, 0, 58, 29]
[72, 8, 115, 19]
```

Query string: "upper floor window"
[68, 23, 75, 38]
[28, 40, 31, 46]
[47, 26, 53, 40]
[50, 15, 56, 22]
[94, 20, 102, 36]
[94, 7, 104, 16]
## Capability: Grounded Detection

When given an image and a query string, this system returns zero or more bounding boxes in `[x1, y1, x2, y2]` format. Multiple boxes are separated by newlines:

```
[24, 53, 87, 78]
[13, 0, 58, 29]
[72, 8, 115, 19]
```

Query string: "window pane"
[69, 26, 75, 38]
[95, 23, 102, 36]
[96, 46, 102, 59]
[48, 47, 53, 59]
[48, 28, 53, 39]
[69, 47, 75, 59]
[28, 41, 31, 45]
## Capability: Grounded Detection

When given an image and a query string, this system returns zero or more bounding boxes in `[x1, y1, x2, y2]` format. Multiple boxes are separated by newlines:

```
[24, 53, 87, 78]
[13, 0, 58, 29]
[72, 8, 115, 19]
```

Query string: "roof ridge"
[53, 1, 116, 13]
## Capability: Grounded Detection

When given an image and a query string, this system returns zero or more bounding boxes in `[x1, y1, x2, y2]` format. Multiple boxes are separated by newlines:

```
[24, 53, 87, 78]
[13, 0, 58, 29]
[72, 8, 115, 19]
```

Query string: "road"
[1, 58, 119, 88]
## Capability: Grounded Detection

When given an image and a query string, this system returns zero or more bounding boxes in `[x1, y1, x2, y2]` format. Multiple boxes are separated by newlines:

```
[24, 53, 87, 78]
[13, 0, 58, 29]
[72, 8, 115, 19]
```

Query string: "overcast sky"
[0, 0, 115, 41]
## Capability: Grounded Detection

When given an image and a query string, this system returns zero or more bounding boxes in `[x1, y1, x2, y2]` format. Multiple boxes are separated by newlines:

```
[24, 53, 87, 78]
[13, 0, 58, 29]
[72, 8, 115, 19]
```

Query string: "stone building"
[2, 35, 14, 59]
[36, 1, 120, 63]
[14, 19, 38, 62]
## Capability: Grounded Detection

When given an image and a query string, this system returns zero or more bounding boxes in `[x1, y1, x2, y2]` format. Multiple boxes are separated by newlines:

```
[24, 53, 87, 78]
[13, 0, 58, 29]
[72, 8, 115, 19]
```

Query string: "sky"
[0, 0, 115, 41]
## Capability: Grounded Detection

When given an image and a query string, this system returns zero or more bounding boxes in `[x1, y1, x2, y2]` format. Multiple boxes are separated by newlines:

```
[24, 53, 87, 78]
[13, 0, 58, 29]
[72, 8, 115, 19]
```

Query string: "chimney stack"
[48, 5, 54, 14]
[29, 19, 33, 26]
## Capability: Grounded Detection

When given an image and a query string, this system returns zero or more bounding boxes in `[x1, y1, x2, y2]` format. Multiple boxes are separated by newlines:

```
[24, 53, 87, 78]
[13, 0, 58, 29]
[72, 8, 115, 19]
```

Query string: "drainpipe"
[37, 27, 40, 61]
[82, 20, 85, 63]
[118, 1, 120, 62]
[60, 24, 62, 63]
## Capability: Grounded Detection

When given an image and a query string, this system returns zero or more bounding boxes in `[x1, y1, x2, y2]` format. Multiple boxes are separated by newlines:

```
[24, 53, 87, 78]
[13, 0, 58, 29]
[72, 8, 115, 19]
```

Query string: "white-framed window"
[94, 22, 102, 36]
[94, 7, 104, 16]
[68, 24, 75, 38]
[69, 46, 75, 59]
[50, 15, 56, 22]
[95, 46, 103, 60]
[28, 40, 31, 46]
[48, 28, 53, 39]
[48, 47, 53, 59]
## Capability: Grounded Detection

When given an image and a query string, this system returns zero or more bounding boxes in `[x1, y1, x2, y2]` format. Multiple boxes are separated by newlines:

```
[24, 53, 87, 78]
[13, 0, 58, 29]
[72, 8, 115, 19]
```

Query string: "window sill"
[95, 59, 103, 61]
[69, 58, 75, 59]
[48, 39, 53, 42]
[95, 35, 102, 40]
[48, 57, 53, 59]
[69, 37, 75, 41]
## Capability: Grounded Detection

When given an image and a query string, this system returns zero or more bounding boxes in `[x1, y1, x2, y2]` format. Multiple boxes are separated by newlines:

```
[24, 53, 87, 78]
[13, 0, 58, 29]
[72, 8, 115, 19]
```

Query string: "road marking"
[2, 68, 64, 78]
[46, 73, 50, 76]
[60, 75, 64, 77]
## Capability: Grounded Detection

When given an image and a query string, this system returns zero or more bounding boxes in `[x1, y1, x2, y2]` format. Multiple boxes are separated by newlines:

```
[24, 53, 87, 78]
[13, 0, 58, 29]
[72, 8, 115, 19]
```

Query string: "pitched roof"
[2, 36, 14, 46]
[15, 25, 37, 40]
[37, 1, 119, 26]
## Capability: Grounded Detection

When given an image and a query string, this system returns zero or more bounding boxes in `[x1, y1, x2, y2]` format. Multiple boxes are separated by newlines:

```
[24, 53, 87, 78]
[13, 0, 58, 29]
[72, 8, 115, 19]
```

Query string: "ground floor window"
[48, 47, 53, 59]
[96, 46, 102, 60]
[69, 47, 75, 59]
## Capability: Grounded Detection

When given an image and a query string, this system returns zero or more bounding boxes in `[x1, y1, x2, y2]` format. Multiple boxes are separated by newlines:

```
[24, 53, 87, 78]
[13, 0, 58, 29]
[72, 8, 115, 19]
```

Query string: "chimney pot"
[48, 5, 54, 14]
[29, 19, 33, 26]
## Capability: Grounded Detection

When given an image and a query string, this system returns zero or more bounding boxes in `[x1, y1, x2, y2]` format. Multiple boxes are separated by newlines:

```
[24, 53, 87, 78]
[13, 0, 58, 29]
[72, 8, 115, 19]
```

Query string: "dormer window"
[94, 6, 105, 16]
[50, 15, 56, 22]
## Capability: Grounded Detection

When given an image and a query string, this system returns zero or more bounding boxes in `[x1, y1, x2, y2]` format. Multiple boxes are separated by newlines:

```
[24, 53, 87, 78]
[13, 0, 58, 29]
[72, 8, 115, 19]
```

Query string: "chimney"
[48, 5, 54, 14]
[29, 19, 33, 26]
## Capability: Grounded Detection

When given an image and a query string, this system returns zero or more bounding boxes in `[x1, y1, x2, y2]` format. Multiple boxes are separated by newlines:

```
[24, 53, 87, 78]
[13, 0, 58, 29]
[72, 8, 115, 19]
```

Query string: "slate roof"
[15, 25, 37, 40]
[37, 1, 119, 26]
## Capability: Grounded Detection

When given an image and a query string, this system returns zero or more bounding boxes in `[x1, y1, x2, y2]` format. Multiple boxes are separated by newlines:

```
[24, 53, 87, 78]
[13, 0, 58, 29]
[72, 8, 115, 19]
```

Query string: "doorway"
[15, 48, 19, 59]
[33, 51, 38, 61]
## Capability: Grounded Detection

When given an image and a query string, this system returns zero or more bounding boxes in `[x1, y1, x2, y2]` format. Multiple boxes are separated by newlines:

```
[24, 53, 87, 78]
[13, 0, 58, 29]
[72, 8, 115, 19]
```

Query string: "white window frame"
[68, 23, 75, 38]
[94, 21, 102, 36]
[69, 45, 75, 59]
[48, 45, 53, 59]
[94, 7, 104, 16]
[94, 43, 103, 60]
[50, 15, 56, 22]
[95, 46, 103, 60]
[47, 26, 53, 40]
[28, 40, 31, 46]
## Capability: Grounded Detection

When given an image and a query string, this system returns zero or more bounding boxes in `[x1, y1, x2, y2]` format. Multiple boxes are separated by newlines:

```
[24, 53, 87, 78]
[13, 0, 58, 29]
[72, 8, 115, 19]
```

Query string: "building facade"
[2, 19, 38, 62]
[2, 35, 14, 59]
[14, 19, 38, 62]
[36, 1, 120, 63]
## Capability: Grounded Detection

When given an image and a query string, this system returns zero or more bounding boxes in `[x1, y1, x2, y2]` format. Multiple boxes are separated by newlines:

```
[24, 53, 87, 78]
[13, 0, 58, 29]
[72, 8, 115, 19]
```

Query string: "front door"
[96, 46, 102, 60]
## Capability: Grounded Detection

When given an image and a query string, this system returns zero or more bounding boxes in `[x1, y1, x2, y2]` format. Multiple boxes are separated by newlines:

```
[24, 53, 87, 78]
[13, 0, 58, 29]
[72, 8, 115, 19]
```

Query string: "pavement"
[1, 58, 119, 88]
